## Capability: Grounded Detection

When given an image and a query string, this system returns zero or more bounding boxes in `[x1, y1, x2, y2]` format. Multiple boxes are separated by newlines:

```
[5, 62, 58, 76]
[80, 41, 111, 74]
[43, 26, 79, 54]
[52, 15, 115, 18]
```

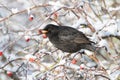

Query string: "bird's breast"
[50, 39, 81, 53]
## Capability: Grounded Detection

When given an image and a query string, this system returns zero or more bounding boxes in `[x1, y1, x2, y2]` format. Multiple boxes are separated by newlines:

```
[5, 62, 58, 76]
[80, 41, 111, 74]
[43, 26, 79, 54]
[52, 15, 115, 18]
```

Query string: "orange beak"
[39, 30, 48, 38]
[41, 30, 48, 34]
[38, 29, 48, 35]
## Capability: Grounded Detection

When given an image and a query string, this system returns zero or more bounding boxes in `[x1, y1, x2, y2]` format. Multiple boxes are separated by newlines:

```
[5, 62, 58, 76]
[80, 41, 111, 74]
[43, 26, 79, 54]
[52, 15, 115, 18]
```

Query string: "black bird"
[41, 24, 97, 53]
[40, 24, 107, 70]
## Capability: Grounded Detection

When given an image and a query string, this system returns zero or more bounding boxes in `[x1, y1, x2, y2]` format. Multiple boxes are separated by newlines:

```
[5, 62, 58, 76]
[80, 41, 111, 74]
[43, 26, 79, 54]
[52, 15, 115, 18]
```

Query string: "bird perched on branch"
[39, 24, 108, 71]
[40, 24, 106, 60]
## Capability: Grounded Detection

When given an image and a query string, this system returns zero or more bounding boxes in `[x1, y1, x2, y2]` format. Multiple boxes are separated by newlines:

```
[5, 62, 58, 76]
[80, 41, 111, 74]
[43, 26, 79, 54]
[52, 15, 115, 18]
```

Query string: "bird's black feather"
[43, 24, 96, 53]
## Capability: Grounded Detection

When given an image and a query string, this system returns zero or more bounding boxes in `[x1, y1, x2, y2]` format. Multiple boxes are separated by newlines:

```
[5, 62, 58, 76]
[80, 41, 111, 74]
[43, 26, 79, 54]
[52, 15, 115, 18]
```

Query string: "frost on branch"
[0, 0, 120, 80]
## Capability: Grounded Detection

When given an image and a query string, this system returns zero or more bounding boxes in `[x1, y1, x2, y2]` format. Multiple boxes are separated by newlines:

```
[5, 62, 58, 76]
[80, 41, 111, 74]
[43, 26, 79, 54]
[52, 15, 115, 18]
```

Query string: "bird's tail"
[84, 44, 96, 51]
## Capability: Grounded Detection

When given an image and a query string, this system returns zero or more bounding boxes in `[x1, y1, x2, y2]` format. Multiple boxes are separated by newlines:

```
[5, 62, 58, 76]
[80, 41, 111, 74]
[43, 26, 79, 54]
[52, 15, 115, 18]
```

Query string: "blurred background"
[0, 0, 120, 80]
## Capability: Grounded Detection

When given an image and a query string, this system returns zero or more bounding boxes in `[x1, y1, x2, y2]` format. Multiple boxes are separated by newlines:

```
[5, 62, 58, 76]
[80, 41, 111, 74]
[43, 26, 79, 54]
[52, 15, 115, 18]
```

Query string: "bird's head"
[40, 24, 59, 38]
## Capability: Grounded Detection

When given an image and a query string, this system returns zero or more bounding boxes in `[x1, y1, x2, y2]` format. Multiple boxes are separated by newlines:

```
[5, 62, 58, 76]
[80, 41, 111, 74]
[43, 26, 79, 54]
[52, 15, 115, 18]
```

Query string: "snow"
[0, 0, 120, 80]
[72, 17, 87, 28]
[11, 8, 18, 13]
[109, 6, 120, 11]
[49, 1, 64, 10]
[84, 50, 94, 56]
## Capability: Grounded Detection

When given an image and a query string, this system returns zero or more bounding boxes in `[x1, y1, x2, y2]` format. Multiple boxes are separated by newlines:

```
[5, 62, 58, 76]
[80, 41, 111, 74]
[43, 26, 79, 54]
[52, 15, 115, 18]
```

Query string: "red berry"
[29, 15, 34, 21]
[0, 51, 3, 56]
[80, 64, 84, 70]
[38, 29, 42, 34]
[29, 58, 35, 62]
[26, 38, 30, 42]
[53, 12, 58, 19]
[42, 34, 47, 38]
[7, 71, 13, 77]
[80, 66, 84, 70]
[71, 59, 77, 64]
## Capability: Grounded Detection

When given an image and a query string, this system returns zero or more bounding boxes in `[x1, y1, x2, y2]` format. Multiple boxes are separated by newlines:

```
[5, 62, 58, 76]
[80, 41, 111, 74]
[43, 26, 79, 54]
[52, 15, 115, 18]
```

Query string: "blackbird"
[40, 24, 108, 70]
[41, 24, 97, 53]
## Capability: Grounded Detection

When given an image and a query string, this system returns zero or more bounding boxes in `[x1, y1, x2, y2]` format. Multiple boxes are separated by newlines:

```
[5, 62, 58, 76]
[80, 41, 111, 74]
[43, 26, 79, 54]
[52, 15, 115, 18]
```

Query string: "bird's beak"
[41, 30, 48, 34]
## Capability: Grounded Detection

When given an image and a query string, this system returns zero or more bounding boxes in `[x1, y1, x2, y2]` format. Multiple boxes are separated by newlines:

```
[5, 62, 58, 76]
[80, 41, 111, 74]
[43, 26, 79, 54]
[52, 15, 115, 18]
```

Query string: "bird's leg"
[88, 55, 98, 64]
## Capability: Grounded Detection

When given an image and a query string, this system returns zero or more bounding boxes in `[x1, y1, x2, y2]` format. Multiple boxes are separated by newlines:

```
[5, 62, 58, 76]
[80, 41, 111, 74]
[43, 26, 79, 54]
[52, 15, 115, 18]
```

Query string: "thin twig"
[0, 4, 51, 22]
[0, 58, 25, 69]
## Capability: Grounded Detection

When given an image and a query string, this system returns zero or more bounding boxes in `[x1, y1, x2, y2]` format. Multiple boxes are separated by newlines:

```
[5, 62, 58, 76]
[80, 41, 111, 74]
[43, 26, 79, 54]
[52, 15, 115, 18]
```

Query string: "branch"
[0, 58, 25, 69]
[0, 4, 51, 22]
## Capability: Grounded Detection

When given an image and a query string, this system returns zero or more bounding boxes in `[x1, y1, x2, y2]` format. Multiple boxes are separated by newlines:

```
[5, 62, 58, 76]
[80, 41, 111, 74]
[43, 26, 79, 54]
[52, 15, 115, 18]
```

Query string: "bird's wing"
[58, 27, 91, 44]
[73, 32, 91, 44]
